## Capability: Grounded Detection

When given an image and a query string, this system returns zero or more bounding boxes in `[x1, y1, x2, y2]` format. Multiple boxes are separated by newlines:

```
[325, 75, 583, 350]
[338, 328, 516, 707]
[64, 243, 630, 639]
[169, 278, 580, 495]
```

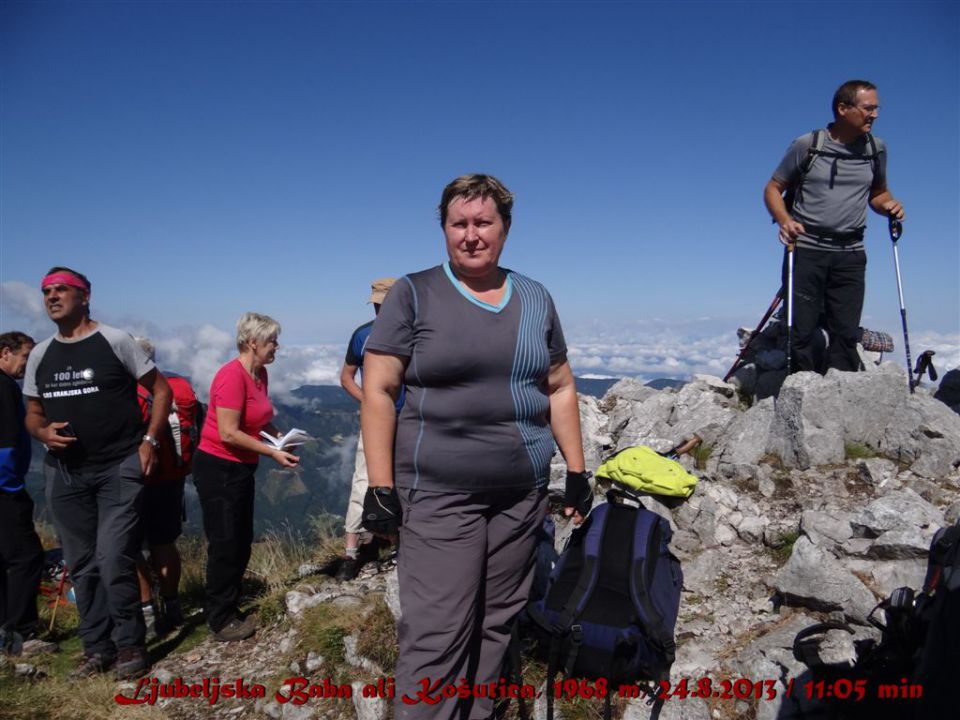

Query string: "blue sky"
[1, 1, 957, 388]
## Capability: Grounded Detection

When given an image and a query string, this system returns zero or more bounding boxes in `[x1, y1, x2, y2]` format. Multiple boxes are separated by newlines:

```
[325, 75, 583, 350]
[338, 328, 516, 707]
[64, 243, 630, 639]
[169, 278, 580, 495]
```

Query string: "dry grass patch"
[354, 598, 399, 673]
[248, 521, 343, 591]
[0, 672, 165, 720]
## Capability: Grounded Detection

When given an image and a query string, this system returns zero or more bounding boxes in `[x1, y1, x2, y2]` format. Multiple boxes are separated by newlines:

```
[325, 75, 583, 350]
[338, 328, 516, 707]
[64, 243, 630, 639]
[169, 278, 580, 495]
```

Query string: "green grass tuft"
[844, 442, 878, 460]
[769, 530, 800, 566]
[693, 444, 714, 471]
[355, 598, 399, 672]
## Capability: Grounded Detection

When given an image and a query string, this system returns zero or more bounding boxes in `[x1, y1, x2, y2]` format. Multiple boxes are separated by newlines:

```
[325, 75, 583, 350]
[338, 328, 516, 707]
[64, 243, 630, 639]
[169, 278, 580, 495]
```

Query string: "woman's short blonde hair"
[236, 312, 281, 352]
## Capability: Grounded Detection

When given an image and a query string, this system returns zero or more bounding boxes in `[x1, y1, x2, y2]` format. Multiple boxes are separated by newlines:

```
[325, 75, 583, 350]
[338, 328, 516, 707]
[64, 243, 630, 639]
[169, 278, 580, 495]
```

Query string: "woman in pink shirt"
[193, 312, 298, 642]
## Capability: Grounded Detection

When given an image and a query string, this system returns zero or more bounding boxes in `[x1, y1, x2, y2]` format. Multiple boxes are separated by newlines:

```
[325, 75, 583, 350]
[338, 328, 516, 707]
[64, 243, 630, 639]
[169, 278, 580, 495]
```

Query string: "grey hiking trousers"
[44, 450, 146, 655]
[394, 486, 547, 720]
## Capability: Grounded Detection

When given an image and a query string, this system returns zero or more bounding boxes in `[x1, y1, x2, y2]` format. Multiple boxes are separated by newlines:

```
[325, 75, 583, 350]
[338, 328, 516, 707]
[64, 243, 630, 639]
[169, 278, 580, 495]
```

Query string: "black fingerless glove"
[564, 471, 593, 517]
[362, 486, 402, 536]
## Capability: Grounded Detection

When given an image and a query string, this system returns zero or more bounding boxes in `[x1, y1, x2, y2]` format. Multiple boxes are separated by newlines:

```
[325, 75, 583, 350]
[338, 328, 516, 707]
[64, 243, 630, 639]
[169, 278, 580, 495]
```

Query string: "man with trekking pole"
[764, 79, 905, 375]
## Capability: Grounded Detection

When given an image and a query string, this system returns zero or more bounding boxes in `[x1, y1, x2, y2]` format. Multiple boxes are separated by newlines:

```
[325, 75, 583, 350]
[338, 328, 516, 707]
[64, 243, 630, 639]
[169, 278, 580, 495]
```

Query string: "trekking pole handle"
[889, 217, 902, 242]
[672, 435, 703, 457]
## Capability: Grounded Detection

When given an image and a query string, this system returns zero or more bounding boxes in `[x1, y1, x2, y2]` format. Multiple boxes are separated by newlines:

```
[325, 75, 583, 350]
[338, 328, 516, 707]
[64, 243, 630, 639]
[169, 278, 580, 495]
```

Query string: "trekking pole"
[48, 568, 68, 633]
[888, 218, 914, 393]
[785, 241, 796, 374]
[722, 292, 783, 382]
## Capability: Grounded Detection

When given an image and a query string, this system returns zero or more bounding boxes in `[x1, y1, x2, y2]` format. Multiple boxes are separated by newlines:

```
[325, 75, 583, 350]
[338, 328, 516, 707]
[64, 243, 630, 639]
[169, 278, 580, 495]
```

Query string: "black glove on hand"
[362, 486, 402, 536]
[564, 470, 593, 517]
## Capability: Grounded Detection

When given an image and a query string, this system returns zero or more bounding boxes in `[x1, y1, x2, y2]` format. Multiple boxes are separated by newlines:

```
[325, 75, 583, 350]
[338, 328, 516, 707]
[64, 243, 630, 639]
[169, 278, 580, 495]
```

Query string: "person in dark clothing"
[0, 331, 57, 657]
[764, 80, 905, 373]
[336, 278, 402, 581]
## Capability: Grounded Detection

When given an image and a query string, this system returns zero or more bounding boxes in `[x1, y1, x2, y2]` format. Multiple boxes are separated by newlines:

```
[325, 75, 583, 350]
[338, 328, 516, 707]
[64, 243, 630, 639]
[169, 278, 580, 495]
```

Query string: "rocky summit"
[116, 363, 960, 720]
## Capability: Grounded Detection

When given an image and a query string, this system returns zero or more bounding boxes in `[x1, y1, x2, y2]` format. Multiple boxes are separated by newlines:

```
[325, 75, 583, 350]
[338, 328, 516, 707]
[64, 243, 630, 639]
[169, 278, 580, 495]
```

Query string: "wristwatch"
[142, 434, 159, 449]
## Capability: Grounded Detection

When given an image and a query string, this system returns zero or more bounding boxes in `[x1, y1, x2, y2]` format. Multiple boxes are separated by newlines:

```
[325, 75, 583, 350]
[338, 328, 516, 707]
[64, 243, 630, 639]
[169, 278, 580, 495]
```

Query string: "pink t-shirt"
[198, 358, 274, 464]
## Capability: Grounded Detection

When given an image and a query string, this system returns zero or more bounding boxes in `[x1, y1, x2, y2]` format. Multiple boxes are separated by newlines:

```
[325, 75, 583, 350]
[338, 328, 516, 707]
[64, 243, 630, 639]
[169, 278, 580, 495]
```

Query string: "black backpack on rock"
[789, 521, 960, 719]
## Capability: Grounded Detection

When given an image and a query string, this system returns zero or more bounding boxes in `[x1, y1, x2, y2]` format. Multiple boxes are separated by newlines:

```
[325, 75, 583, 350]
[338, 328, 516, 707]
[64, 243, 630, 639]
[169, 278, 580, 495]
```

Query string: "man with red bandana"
[23, 266, 172, 679]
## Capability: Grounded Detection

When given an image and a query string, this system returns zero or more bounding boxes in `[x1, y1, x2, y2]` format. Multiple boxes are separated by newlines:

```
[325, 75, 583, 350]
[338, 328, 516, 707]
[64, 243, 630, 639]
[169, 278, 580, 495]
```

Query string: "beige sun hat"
[369, 277, 397, 304]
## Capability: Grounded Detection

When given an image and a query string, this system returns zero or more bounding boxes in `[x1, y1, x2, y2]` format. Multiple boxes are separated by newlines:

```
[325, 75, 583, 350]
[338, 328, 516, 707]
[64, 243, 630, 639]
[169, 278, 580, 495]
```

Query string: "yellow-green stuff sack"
[595, 445, 698, 498]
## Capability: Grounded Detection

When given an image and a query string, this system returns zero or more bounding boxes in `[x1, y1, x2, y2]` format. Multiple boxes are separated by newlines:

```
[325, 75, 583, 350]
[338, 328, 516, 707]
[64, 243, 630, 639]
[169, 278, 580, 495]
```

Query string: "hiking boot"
[68, 652, 116, 680]
[212, 616, 256, 642]
[21, 638, 59, 656]
[335, 557, 361, 582]
[0, 630, 22, 656]
[114, 646, 149, 680]
[162, 599, 185, 628]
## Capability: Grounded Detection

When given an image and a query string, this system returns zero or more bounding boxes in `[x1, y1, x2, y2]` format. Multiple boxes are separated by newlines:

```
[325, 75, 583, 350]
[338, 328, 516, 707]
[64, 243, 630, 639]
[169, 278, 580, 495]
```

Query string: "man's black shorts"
[142, 479, 185, 546]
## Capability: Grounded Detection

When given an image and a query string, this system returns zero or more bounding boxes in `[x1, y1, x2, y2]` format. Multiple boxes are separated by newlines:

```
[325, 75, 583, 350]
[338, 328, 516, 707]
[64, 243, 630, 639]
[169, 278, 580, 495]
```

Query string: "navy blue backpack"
[525, 491, 682, 717]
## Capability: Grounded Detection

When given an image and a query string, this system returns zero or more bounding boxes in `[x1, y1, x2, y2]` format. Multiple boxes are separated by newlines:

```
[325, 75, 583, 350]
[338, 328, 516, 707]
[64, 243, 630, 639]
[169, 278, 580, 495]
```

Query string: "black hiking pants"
[783, 246, 866, 373]
[193, 450, 256, 633]
[44, 451, 146, 656]
[0, 489, 44, 638]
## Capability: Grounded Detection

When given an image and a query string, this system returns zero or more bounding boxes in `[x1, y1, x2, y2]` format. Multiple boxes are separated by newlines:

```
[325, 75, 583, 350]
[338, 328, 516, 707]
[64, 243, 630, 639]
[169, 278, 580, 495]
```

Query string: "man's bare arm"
[764, 178, 805, 241]
[138, 369, 172, 476]
[869, 186, 905, 220]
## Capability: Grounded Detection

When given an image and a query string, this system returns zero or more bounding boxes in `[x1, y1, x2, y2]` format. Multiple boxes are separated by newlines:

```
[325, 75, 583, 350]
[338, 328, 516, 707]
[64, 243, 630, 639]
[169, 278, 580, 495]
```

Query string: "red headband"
[41, 272, 90, 291]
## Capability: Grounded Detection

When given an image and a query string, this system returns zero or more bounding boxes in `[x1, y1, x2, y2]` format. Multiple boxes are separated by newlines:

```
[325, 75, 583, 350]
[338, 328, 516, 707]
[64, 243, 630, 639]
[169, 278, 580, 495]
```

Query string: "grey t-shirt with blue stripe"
[773, 130, 887, 251]
[365, 263, 567, 492]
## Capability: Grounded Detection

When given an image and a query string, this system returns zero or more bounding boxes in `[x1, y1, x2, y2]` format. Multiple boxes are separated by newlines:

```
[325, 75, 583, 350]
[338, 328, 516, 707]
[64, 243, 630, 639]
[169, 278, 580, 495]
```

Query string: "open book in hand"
[260, 428, 311, 450]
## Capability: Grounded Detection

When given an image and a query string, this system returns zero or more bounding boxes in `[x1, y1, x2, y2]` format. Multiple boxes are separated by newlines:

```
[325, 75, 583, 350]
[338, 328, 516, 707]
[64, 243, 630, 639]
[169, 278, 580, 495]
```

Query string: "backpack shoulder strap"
[629, 509, 675, 655]
[864, 131, 880, 178]
[801, 128, 825, 174]
[783, 130, 824, 215]
[554, 504, 610, 630]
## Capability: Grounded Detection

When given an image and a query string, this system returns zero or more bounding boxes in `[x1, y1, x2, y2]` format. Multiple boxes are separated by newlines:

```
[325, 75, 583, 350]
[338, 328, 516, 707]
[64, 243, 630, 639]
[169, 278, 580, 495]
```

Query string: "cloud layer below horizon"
[3, 280, 958, 401]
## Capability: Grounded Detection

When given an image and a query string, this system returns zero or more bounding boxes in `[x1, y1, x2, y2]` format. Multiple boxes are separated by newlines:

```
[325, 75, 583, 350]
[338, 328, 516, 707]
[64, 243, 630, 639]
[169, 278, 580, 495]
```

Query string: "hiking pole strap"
[562, 625, 583, 677]
[915, 350, 938, 383]
[546, 637, 561, 720]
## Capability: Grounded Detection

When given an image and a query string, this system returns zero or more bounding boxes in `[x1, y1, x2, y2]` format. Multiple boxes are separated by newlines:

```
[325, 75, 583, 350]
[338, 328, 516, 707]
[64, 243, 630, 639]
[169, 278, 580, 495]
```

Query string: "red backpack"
[138, 376, 203, 482]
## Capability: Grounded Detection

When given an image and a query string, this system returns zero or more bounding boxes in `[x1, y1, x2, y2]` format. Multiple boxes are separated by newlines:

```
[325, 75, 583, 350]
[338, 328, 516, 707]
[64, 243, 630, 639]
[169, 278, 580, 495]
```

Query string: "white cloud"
[565, 317, 739, 381]
[908, 331, 960, 371]
[149, 335, 343, 403]
[5, 295, 955, 392]
[0, 281, 48, 339]
[565, 321, 959, 382]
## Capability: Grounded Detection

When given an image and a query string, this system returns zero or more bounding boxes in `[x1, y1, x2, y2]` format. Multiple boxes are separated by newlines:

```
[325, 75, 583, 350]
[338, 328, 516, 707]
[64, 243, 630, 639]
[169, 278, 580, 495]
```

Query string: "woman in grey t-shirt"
[360, 174, 591, 719]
